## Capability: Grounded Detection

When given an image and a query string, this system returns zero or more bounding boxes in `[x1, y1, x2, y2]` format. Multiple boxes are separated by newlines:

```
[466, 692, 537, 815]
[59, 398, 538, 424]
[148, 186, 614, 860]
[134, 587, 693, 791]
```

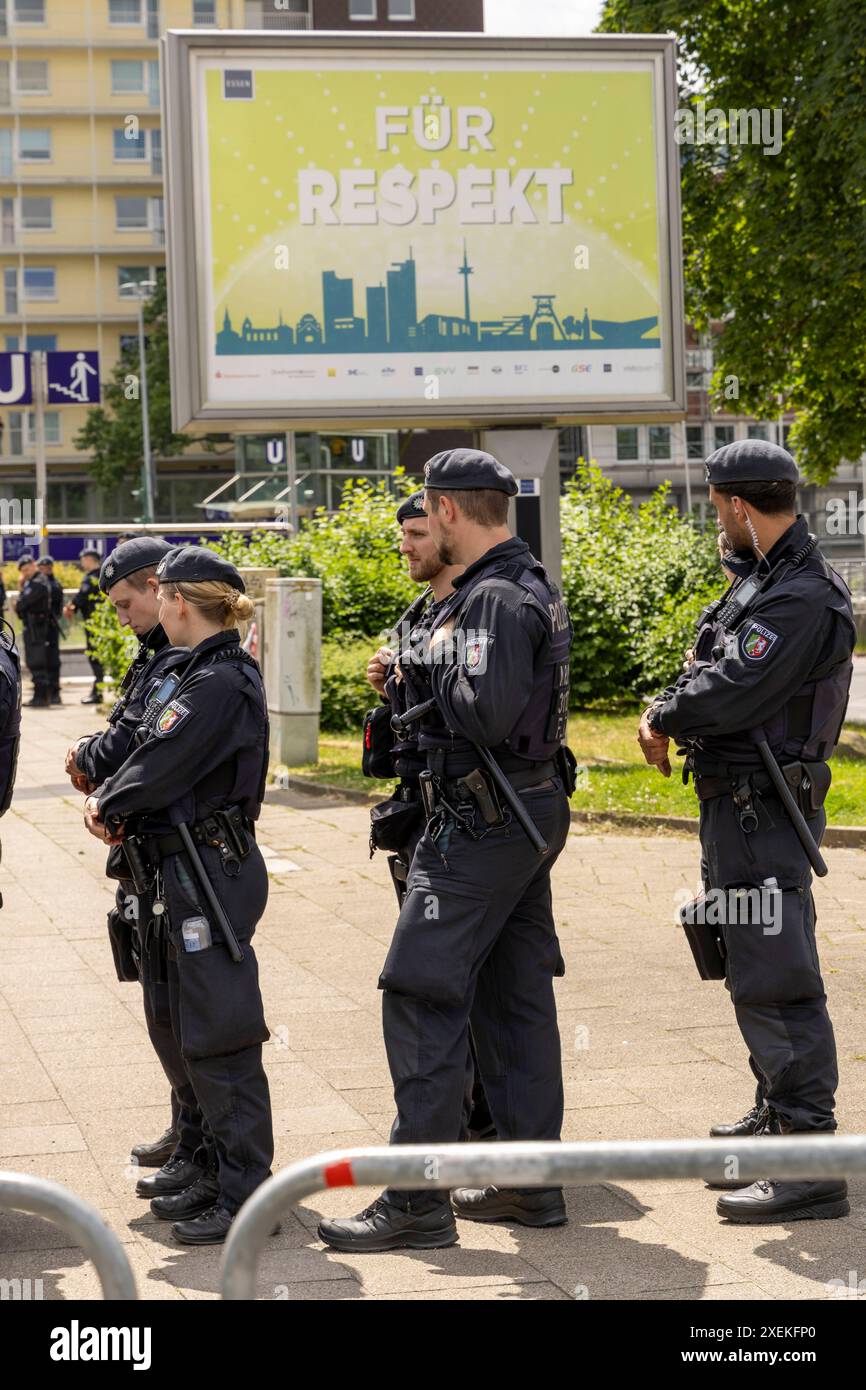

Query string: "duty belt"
[126, 807, 252, 881]
[441, 760, 557, 799]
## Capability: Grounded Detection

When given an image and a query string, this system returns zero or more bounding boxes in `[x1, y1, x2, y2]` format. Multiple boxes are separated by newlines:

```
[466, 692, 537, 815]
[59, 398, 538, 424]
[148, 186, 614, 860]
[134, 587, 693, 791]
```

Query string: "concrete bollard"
[264, 577, 322, 765]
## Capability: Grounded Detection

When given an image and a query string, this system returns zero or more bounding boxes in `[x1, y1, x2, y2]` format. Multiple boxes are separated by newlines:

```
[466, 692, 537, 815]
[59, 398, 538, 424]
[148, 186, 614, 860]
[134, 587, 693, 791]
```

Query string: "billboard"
[163, 32, 684, 430]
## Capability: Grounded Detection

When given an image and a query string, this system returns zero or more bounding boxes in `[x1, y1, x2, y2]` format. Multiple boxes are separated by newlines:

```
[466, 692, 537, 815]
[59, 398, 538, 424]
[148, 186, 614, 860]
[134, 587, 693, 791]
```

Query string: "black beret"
[155, 544, 246, 593]
[396, 490, 427, 524]
[36, 555, 54, 566]
[705, 439, 798, 486]
[100, 537, 173, 593]
[423, 448, 518, 496]
[79, 545, 102, 560]
[17, 552, 34, 569]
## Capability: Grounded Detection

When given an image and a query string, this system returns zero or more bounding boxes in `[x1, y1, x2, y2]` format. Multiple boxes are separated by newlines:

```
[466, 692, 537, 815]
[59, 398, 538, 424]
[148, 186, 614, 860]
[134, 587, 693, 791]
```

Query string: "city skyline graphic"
[215, 242, 660, 357]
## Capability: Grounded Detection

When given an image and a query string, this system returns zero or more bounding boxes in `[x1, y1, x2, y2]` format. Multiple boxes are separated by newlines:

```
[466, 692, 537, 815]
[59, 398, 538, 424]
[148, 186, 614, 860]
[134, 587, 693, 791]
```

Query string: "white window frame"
[112, 125, 148, 161]
[192, 0, 217, 23]
[22, 265, 56, 300]
[648, 424, 672, 461]
[14, 58, 49, 94]
[27, 410, 61, 446]
[118, 263, 156, 293]
[20, 193, 53, 230]
[387, 0, 414, 18]
[108, 0, 143, 24]
[615, 425, 640, 462]
[13, 0, 47, 26]
[349, 0, 377, 20]
[18, 127, 51, 161]
[111, 60, 145, 95]
[115, 195, 150, 230]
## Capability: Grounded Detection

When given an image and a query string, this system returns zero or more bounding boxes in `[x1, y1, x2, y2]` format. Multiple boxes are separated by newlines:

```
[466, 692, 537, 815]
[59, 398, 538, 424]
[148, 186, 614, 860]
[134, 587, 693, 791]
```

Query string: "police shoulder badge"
[155, 700, 191, 735]
[740, 621, 780, 661]
[463, 632, 491, 675]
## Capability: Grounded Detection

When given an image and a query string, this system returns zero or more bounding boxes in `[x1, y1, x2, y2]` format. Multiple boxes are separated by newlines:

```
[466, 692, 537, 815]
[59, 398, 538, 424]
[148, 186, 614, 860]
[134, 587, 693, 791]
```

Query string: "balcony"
[243, 1, 311, 28]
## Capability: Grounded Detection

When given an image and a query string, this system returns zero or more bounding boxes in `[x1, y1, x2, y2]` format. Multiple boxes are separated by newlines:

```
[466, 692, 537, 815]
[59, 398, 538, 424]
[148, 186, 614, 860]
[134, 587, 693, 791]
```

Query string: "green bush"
[561, 461, 721, 703]
[84, 590, 138, 692]
[320, 634, 378, 731]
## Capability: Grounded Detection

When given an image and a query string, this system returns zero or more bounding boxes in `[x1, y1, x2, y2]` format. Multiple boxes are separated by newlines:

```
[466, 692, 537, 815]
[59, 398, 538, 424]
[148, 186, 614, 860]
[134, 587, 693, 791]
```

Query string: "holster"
[362, 703, 397, 779]
[782, 760, 831, 819]
[369, 788, 424, 853]
[107, 907, 141, 984]
[678, 897, 727, 981]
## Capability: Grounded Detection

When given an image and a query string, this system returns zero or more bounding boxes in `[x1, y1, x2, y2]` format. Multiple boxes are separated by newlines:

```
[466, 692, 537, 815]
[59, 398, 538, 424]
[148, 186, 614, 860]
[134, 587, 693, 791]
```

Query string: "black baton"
[753, 736, 828, 878]
[177, 823, 245, 961]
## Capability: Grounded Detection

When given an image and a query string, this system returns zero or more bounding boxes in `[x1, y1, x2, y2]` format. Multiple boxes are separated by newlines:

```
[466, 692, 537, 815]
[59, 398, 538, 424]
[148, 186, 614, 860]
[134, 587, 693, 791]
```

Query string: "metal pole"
[0, 1170, 137, 1299]
[33, 350, 48, 557]
[221, 1135, 866, 1299]
[861, 454, 866, 563]
[682, 420, 692, 515]
[286, 430, 298, 534]
[137, 297, 155, 525]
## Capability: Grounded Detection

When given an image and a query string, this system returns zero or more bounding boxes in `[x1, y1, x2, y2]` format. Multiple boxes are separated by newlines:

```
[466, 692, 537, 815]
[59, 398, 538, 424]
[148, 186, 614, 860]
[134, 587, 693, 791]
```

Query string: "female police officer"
[82, 546, 274, 1245]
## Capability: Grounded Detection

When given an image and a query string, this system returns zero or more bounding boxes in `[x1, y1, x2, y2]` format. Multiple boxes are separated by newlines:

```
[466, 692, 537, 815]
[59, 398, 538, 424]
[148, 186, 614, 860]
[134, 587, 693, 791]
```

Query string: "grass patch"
[282, 710, 866, 824]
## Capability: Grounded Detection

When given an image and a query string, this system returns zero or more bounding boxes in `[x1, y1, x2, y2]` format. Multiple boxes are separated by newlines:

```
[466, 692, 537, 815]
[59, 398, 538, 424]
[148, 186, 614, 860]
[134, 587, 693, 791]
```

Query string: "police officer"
[319, 449, 573, 1253]
[0, 610, 22, 859]
[65, 537, 193, 1171]
[15, 553, 53, 708]
[65, 546, 104, 704]
[83, 547, 274, 1246]
[367, 491, 496, 1145]
[638, 439, 854, 1224]
[37, 556, 63, 704]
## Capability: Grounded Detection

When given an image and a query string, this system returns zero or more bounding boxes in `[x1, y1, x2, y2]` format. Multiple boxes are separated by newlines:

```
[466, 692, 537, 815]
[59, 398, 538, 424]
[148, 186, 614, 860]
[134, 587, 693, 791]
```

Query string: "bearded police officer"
[320, 449, 574, 1253]
[65, 536, 195, 1171]
[638, 440, 854, 1224]
[366, 491, 496, 1145]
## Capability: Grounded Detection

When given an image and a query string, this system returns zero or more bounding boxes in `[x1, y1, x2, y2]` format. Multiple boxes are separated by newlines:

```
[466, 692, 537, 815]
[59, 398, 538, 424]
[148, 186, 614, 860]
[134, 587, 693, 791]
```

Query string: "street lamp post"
[120, 279, 157, 524]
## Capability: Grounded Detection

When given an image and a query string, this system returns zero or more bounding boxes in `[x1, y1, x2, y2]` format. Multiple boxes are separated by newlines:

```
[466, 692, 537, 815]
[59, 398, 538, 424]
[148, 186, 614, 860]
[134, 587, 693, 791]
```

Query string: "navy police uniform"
[16, 557, 53, 707]
[320, 450, 573, 1249]
[70, 547, 105, 702]
[648, 442, 854, 1180]
[0, 619, 23, 879]
[76, 537, 201, 1168]
[95, 547, 273, 1241]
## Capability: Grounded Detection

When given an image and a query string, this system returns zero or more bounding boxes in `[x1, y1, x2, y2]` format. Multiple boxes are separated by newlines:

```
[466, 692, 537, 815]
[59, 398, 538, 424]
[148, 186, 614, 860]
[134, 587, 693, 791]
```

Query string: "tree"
[598, 0, 866, 482]
[75, 274, 198, 494]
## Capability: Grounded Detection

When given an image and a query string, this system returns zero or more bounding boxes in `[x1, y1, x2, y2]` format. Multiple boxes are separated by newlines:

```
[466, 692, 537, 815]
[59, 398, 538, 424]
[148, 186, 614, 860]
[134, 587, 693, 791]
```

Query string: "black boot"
[709, 1104, 763, 1138]
[136, 1156, 205, 1198]
[717, 1179, 849, 1224]
[151, 1173, 220, 1222]
[451, 1186, 567, 1227]
[50, 689, 62, 705]
[706, 1104, 767, 1189]
[131, 1126, 178, 1168]
[26, 695, 50, 708]
[318, 1195, 458, 1253]
[172, 1204, 236, 1246]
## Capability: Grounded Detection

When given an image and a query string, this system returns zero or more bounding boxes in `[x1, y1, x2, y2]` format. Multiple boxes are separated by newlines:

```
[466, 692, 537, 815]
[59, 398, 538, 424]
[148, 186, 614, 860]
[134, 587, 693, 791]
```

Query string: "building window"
[349, 0, 376, 18]
[20, 194, 52, 228]
[145, 0, 159, 39]
[686, 370, 704, 389]
[109, 0, 142, 21]
[192, 0, 216, 22]
[686, 425, 704, 460]
[388, 0, 413, 16]
[115, 196, 149, 229]
[14, 0, 46, 22]
[616, 426, 639, 462]
[111, 60, 145, 94]
[714, 424, 735, 450]
[18, 127, 51, 161]
[0, 61, 9, 105]
[118, 264, 155, 293]
[113, 127, 147, 160]
[25, 332, 56, 349]
[150, 126, 161, 175]
[4, 266, 17, 313]
[120, 332, 147, 354]
[15, 59, 48, 93]
[779, 423, 792, 449]
[747, 423, 769, 440]
[0, 129, 12, 177]
[26, 410, 60, 445]
[22, 266, 56, 299]
[648, 425, 671, 461]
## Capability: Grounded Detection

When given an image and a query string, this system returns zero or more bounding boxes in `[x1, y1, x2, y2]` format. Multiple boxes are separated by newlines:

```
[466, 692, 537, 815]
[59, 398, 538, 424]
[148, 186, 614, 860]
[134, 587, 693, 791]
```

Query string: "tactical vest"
[691, 552, 854, 765]
[0, 631, 22, 816]
[426, 550, 572, 762]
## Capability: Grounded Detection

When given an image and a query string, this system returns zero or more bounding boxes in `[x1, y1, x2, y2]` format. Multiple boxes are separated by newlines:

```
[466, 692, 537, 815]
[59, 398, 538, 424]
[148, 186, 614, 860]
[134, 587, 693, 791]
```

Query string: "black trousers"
[85, 635, 104, 690]
[699, 792, 838, 1132]
[23, 632, 50, 699]
[45, 634, 60, 696]
[142, 842, 274, 1213]
[379, 781, 570, 1203]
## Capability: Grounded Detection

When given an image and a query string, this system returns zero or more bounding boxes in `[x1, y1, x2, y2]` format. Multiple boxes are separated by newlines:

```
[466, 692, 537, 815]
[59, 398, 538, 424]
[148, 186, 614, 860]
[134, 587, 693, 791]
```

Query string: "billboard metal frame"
[163, 30, 686, 432]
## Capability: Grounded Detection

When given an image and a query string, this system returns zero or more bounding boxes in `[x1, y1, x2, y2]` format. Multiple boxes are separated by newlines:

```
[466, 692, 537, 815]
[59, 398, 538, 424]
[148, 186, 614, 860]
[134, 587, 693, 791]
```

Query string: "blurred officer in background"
[0, 607, 22, 876]
[16, 553, 52, 708]
[36, 556, 63, 705]
[64, 545, 104, 705]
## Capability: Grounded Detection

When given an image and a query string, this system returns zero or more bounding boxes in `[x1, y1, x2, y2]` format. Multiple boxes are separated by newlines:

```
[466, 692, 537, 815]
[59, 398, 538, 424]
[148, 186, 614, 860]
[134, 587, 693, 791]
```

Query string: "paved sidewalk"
[1, 698, 866, 1301]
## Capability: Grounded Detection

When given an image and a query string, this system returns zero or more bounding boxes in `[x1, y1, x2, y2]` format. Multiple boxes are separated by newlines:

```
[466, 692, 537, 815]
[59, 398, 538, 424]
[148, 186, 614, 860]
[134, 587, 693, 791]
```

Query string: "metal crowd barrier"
[220, 1136, 866, 1299]
[0, 1171, 137, 1300]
